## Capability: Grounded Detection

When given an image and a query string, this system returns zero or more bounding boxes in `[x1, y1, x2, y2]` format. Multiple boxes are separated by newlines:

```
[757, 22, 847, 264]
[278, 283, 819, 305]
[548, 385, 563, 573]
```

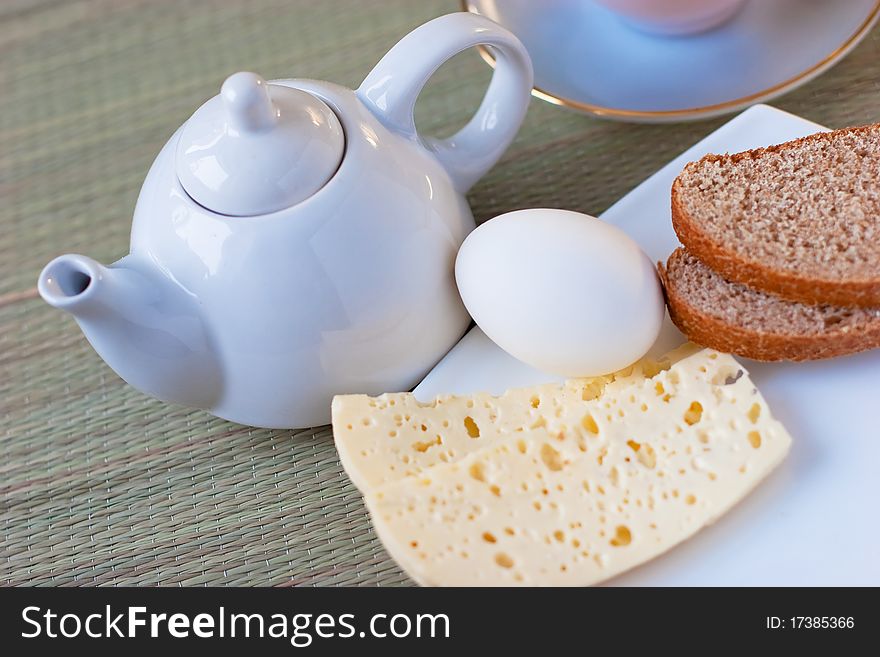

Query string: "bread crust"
[671, 125, 880, 308]
[659, 252, 880, 362]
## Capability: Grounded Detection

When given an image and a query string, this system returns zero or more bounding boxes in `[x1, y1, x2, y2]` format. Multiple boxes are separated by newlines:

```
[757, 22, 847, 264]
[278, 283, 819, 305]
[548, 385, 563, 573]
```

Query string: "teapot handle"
[357, 12, 533, 193]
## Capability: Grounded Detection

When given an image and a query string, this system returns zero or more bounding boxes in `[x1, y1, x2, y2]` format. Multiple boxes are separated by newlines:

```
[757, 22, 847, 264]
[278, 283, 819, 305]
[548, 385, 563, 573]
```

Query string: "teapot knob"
[221, 72, 278, 133]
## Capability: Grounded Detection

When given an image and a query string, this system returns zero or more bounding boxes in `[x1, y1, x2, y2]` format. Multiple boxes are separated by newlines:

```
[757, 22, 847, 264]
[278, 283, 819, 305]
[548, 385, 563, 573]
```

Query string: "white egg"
[455, 209, 665, 377]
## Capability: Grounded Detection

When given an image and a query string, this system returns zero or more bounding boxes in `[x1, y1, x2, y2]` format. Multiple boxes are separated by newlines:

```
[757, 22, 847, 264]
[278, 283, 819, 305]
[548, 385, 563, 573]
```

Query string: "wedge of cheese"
[332, 345, 699, 492]
[362, 350, 791, 586]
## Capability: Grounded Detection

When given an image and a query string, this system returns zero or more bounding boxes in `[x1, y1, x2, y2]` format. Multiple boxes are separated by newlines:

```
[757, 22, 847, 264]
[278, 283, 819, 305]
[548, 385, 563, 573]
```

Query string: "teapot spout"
[39, 254, 223, 410]
[39, 254, 109, 315]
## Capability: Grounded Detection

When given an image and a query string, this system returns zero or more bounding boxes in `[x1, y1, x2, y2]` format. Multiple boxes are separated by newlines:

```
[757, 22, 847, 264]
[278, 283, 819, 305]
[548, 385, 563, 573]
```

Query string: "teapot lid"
[176, 72, 344, 216]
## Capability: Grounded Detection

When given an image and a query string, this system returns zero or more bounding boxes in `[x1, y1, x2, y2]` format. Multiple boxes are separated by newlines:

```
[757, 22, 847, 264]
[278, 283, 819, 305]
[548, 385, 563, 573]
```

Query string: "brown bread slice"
[660, 248, 880, 361]
[671, 124, 880, 308]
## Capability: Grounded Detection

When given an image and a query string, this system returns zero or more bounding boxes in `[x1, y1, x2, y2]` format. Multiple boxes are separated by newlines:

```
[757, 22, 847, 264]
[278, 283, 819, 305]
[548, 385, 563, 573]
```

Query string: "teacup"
[592, 0, 747, 35]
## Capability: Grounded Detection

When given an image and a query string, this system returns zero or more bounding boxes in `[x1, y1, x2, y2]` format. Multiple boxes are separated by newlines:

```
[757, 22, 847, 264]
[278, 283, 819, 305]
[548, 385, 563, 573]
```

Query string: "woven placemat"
[2, 0, 879, 586]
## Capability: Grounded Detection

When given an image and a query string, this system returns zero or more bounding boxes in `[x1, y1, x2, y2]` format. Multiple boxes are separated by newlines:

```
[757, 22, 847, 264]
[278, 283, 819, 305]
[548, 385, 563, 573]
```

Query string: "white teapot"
[38, 13, 533, 428]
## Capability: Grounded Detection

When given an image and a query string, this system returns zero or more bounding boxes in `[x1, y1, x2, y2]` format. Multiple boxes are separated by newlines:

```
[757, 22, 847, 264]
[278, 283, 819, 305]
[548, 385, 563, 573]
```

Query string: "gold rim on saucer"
[462, 0, 880, 122]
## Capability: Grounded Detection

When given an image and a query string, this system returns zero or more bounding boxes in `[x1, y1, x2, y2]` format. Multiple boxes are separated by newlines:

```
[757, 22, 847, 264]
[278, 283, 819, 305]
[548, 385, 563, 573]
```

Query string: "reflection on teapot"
[38, 13, 534, 428]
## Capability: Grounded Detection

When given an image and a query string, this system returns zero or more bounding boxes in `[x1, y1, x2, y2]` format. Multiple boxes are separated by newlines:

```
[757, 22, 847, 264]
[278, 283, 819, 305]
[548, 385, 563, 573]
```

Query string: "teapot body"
[39, 12, 534, 429]
[131, 81, 474, 427]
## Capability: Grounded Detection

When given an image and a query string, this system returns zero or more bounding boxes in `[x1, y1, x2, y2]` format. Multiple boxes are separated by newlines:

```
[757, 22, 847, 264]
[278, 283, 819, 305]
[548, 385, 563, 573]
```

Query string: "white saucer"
[465, 0, 880, 122]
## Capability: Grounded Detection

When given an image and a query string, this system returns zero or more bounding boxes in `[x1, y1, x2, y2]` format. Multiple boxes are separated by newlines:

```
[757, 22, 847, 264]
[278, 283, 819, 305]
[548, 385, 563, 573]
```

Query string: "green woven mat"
[2, 0, 879, 586]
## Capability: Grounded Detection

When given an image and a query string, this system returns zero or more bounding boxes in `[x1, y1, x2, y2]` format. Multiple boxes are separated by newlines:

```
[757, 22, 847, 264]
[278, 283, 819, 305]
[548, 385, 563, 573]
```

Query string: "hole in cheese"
[581, 380, 606, 401]
[495, 553, 514, 569]
[748, 431, 762, 449]
[610, 525, 632, 547]
[412, 436, 441, 452]
[684, 401, 703, 425]
[627, 440, 657, 469]
[463, 416, 480, 438]
[581, 413, 599, 435]
[748, 403, 761, 424]
[540, 443, 565, 471]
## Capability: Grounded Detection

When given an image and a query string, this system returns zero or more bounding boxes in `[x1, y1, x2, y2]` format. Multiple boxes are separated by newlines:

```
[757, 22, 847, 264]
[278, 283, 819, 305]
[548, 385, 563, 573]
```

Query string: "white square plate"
[414, 105, 880, 586]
